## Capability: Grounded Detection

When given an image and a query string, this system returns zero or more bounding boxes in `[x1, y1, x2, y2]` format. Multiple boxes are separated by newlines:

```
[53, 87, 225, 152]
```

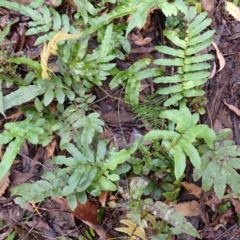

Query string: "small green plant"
[13, 141, 138, 210]
[110, 59, 164, 107]
[193, 129, 240, 199]
[144, 102, 216, 179]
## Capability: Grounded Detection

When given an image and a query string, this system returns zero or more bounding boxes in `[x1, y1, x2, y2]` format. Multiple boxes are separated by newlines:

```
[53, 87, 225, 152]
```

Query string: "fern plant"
[144, 102, 216, 179]
[154, 3, 215, 106]
[193, 129, 240, 199]
[56, 24, 117, 86]
[0, 118, 52, 180]
[0, 0, 73, 45]
[110, 58, 164, 107]
[12, 141, 138, 210]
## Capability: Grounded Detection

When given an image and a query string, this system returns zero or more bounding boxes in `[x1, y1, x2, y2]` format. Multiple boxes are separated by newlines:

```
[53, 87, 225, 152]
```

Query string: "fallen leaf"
[230, 198, 240, 215]
[208, 61, 216, 79]
[223, 99, 240, 116]
[202, 0, 214, 15]
[65, 199, 98, 224]
[0, 172, 10, 197]
[181, 182, 203, 198]
[82, 221, 113, 239]
[46, 139, 57, 158]
[99, 191, 108, 207]
[212, 41, 225, 73]
[219, 208, 234, 225]
[226, 1, 240, 22]
[130, 33, 152, 46]
[174, 200, 200, 217]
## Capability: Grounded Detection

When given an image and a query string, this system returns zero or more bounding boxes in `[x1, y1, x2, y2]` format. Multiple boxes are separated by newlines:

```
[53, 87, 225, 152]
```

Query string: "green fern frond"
[144, 103, 216, 179]
[154, 1, 215, 106]
[193, 129, 240, 199]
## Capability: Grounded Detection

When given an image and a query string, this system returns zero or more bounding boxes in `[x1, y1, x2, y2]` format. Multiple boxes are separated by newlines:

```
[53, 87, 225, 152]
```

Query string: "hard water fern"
[12, 141, 138, 210]
[144, 103, 216, 179]
[154, 3, 215, 106]
[193, 129, 240, 199]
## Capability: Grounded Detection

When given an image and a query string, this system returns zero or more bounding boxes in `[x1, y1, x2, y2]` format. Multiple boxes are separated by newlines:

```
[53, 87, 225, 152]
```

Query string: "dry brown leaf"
[202, 0, 214, 15]
[46, 139, 57, 158]
[134, 37, 152, 46]
[99, 191, 108, 207]
[130, 33, 152, 46]
[212, 41, 225, 73]
[0, 172, 10, 197]
[208, 61, 216, 79]
[65, 199, 98, 224]
[174, 200, 200, 217]
[230, 198, 240, 215]
[82, 221, 113, 239]
[181, 182, 203, 198]
[223, 99, 240, 116]
[219, 208, 234, 225]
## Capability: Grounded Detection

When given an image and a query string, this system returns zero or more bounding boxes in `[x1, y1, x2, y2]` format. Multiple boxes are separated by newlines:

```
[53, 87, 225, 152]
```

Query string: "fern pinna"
[154, 4, 215, 106]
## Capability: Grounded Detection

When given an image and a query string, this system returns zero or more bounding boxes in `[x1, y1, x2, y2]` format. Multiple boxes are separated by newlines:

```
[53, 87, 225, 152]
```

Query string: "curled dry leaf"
[223, 99, 240, 116]
[208, 61, 216, 79]
[212, 41, 225, 73]
[174, 200, 200, 217]
[181, 182, 203, 198]
[41, 31, 81, 79]
[46, 139, 57, 158]
[99, 191, 108, 207]
[0, 172, 10, 197]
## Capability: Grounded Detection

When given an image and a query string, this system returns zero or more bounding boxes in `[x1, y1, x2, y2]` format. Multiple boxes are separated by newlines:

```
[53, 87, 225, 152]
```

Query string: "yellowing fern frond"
[40, 31, 82, 79]
[226, 1, 240, 22]
[115, 219, 147, 240]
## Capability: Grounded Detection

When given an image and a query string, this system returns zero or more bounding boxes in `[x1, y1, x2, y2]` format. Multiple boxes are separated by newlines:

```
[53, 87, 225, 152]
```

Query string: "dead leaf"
[0, 172, 10, 197]
[223, 99, 240, 116]
[212, 41, 225, 73]
[202, 0, 214, 15]
[134, 37, 152, 46]
[174, 200, 200, 217]
[208, 61, 216, 79]
[181, 182, 203, 198]
[99, 191, 108, 207]
[230, 198, 240, 215]
[101, 111, 135, 124]
[65, 199, 98, 224]
[82, 221, 113, 239]
[219, 208, 234, 225]
[46, 139, 57, 158]
[130, 33, 152, 46]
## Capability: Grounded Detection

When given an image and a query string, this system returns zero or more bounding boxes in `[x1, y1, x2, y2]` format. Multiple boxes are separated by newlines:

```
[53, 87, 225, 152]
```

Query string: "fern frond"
[154, 1, 215, 106]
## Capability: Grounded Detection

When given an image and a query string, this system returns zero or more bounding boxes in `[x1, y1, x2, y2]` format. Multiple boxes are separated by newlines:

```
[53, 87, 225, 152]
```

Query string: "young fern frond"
[154, 4, 215, 106]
